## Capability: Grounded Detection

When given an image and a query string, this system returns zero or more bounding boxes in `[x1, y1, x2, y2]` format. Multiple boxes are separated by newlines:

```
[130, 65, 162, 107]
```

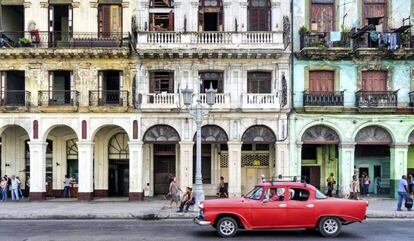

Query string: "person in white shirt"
[10, 175, 20, 201]
[62, 175, 72, 198]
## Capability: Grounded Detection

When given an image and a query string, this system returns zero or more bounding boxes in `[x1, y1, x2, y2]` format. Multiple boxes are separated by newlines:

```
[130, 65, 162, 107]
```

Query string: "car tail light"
[366, 201, 369, 207]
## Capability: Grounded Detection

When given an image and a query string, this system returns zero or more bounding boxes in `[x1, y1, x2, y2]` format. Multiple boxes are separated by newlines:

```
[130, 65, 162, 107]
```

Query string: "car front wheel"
[216, 217, 238, 238]
[318, 217, 342, 237]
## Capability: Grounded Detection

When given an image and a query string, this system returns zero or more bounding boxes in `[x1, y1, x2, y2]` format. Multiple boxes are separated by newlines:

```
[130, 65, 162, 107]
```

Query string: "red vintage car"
[194, 181, 368, 238]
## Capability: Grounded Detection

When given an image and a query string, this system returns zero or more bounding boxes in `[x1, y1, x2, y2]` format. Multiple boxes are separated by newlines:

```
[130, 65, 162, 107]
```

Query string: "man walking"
[62, 175, 72, 198]
[397, 175, 411, 211]
[326, 173, 335, 197]
[10, 175, 20, 201]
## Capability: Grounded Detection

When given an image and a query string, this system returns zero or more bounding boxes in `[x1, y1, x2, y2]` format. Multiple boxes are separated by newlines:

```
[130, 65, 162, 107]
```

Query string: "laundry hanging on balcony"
[329, 31, 341, 42]
[379, 33, 400, 51]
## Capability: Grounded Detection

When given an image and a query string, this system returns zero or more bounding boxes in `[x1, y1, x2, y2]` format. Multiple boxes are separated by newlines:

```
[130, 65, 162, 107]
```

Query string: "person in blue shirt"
[397, 175, 411, 211]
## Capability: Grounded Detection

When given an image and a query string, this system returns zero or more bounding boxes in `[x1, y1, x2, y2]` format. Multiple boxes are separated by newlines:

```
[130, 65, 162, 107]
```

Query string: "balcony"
[139, 93, 179, 111]
[300, 32, 351, 49]
[0, 90, 30, 109]
[89, 91, 129, 108]
[199, 93, 230, 109]
[242, 93, 279, 111]
[355, 90, 398, 111]
[136, 31, 284, 58]
[0, 31, 130, 48]
[38, 90, 79, 110]
[303, 91, 344, 111]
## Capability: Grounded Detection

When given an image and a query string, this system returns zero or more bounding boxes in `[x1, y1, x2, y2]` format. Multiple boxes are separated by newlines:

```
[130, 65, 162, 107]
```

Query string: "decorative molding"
[391, 143, 410, 148]
[90, 1, 98, 8]
[242, 125, 276, 144]
[72, 1, 80, 8]
[355, 126, 392, 144]
[40, 2, 48, 8]
[122, 1, 129, 8]
[23, 2, 31, 8]
[302, 125, 339, 144]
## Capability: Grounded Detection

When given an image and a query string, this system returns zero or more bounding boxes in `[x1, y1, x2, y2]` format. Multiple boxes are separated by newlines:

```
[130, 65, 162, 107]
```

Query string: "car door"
[250, 186, 288, 229]
[286, 187, 316, 228]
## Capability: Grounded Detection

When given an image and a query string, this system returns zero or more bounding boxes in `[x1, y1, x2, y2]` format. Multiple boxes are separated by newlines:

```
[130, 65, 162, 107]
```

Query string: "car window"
[315, 189, 327, 199]
[245, 186, 264, 200]
[289, 188, 310, 201]
[269, 187, 285, 201]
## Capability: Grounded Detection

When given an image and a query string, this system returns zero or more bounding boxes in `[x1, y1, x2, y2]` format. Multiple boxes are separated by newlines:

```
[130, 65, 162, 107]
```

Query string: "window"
[248, 0, 271, 31]
[289, 188, 310, 201]
[309, 71, 334, 92]
[247, 72, 271, 93]
[310, 0, 335, 32]
[363, 0, 387, 31]
[98, 4, 122, 36]
[199, 72, 223, 93]
[150, 0, 173, 8]
[245, 186, 263, 200]
[302, 145, 318, 160]
[316, 189, 327, 199]
[149, 12, 174, 31]
[267, 187, 286, 201]
[149, 71, 174, 93]
[199, 0, 224, 31]
[361, 71, 387, 91]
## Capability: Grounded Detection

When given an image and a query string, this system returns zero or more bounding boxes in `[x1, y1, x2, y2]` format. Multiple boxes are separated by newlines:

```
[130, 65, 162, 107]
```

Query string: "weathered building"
[291, 0, 414, 197]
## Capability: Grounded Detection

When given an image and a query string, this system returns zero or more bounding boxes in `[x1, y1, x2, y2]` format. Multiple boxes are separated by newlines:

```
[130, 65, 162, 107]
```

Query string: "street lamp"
[182, 82, 216, 210]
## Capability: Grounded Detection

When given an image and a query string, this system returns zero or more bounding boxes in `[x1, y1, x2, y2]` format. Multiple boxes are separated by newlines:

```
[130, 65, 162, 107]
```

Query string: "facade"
[0, 0, 291, 201]
[292, 0, 414, 198]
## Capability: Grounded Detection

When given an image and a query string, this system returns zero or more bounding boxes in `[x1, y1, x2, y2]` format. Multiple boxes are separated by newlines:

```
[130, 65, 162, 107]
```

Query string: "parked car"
[194, 181, 368, 238]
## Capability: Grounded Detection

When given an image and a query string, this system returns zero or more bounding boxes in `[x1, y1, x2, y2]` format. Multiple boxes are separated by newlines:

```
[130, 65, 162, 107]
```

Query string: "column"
[29, 141, 47, 201]
[294, 142, 302, 178]
[77, 141, 94, 201]
[129, 141, 144, 201]
[338, 143, 355, 198]
[275, 141, 289, 177]
[271, 0, 282, 31]
[227, 141, 242, 197]
[179, 141, 194, 189]
[390, 143, 409, 198]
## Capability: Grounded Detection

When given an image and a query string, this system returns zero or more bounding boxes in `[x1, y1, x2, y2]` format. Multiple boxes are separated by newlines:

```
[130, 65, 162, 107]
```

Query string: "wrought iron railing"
[300, 32, 351, 49]
[0, 90, 30, 107]
[89, 90, 129, 107]
[303, 91, 344, 106]
[0, 31, 130, 48]
[38, 90, 79, 106]
[355, 90, 398, 108]
[352, 31, 411, 50]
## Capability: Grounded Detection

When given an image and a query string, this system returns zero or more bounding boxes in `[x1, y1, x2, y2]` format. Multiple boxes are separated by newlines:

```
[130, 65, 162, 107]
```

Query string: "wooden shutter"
[248, 0, 270, 31]
[247, 72, 271, 93]
[168, 72, 174, 93]
[310, 1, 334, 32]
[362, 0, 387, 31]
[309, 71, 334, 92]
[99, 5, 111, 36]
[168, 10, 174, 31]
[362, 71, 387, 91]
[149, 72, 156, 93]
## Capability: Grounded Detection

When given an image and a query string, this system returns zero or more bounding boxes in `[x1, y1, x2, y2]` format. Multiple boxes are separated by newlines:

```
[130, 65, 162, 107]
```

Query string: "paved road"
[0, 219, 412, 241]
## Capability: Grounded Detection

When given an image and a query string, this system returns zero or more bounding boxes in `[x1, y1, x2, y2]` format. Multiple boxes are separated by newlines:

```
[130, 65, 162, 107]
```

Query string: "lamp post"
[182, 82, 217, 210]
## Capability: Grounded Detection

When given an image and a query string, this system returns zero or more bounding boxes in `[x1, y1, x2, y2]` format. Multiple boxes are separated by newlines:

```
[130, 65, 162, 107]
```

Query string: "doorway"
[99, 71, 121, 105]
[302, 166, 321, 189]
[108, 160, 129, 196]
[204, 13, 218, 31]
[153, 144, 176, 195]
[48, 4, 72, 47]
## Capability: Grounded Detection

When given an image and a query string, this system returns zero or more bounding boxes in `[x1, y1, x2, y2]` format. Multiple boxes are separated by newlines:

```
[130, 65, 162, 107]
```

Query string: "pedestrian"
[26, 176, 31, 196]
[0, 177, 8, 202]
[62, 175, 72, 198]
[16, 176, 23, 198]
[177, 187, 194, 213]
[408, 174, 414, 196]
[293, 176, 298, 182]
[349, 175, 360, 200]
[363, 174, 370, 196]
[10, 175, 20, 201]
[260, 174, 266, 183]
[168, 176, 182, 208]
[6, 175, 11, 197]
[326, 173, 335, 197]
[397, 175, 412, 211]
[216, 176, 227, 198]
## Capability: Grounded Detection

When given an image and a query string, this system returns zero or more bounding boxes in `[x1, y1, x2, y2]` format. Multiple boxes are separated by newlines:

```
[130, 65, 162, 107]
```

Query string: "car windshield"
[245, 186, 264, 200]
[315, 189, 327, 199]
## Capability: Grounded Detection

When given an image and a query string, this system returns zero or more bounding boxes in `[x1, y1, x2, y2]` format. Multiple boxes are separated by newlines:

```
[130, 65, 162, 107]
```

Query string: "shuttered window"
[200, 72, 224, 93]
[149, 72, 174, 93]
[361, 71, 387, 91]
[309, 71, 334, 92]
[98, 4, 122, 36]
[248, 0, 271, 31]
[247, 72, 271, 93]
[310, 0, 335, 32]
[362, 0, 387, 31]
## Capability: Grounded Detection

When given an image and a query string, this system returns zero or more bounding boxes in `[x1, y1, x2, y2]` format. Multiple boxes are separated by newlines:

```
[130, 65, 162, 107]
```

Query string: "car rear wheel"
[318, 217, 342, 237]
[216, 217, 238, 238]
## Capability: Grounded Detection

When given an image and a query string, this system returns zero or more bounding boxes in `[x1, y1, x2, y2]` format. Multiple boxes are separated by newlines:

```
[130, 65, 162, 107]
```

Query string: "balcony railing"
[0, 31, 129, 48]
[199, 93, 230, 107]
[137, 31, 280, 45]
[352, 31, 411, 50]
[242, 93, 279, 109]
[300, 32, 351, 49]
[89, 90, 129, 107]
[355, 90, 398, 108]
[0, 90, 30, 107]
[303, 91, 344, 106]
[141, 93, 178, 105]
[38, 90, 79, 107]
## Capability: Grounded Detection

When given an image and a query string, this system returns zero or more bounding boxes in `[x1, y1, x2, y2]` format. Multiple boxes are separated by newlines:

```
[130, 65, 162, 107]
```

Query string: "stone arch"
[193, 125, 228, 143]
[301, 125, 340, 144]
[91, 124, 131, 141]
[241, 125, 276, 143]
[355, 125, 393, 145]
[297, 121, 344, 144]
[42, 124, 79, 142]
[409, 129, 414, 144]
[143, 124, 181, 143]
[0, 123, 31, 139]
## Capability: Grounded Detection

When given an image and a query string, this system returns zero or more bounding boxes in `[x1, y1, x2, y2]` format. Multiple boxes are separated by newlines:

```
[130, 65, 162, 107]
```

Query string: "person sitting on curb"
[177, 187, 194, 213]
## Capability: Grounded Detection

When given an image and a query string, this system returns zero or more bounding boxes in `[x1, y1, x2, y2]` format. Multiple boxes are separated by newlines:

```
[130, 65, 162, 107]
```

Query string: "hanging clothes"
[369, 31, 378, 42]
[330, 31, 341, 42]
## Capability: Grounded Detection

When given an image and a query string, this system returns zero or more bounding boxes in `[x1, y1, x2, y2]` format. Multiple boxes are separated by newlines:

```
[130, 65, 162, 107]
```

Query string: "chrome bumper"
[194, 217, 211, 226]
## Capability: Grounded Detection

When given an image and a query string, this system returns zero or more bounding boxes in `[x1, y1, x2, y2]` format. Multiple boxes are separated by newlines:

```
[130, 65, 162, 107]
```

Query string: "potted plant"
[18, 37, 32, 47]
[299, 26, 310, 49]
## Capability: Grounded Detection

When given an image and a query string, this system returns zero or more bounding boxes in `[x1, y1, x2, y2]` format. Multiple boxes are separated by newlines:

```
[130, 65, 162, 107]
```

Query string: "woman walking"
[363, 174, 370, 196]
[168, 176, 182, 208]
[1, 177, 7, 202]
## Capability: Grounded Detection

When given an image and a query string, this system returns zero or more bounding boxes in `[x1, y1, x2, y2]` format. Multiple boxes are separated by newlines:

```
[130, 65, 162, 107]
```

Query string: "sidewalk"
[0, 197, 412, 220]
